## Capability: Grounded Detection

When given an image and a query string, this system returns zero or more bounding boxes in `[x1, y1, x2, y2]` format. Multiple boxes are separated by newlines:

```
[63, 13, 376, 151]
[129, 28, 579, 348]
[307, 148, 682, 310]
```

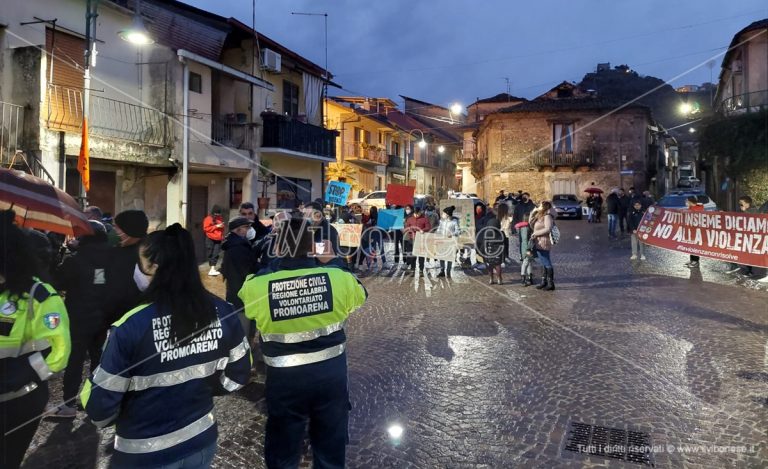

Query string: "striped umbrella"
[0, 168, 93, 237]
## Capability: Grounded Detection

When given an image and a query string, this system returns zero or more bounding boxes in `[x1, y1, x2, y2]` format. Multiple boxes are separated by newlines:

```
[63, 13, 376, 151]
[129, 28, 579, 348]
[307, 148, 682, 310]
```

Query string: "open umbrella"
[584, 187, 604, 194]
[0, 168, 92, 237]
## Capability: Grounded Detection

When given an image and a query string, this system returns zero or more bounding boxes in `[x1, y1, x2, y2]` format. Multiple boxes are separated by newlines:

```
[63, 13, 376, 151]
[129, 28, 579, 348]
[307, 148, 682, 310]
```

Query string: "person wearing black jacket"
[627, 200, 646, 260]
[48, 220, 112, 418]
[606, 189, 620, 239]
[512, 193, 535, 259]
[617, 188, 630, 236]
[221, 216, 257, 337]
[105, 210, 148, 324]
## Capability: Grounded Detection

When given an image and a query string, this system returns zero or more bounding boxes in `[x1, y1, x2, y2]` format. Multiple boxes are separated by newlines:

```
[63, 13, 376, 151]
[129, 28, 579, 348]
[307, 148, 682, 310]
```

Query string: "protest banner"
[385, 184, 415, 207]
[439, 198, 476, 245]
[377, 209, 405, 230]
[331, 223, 362, 247]
[325, 181, 351, 206]
[412, 232, 459, 263]
[637, 207, 768, 267]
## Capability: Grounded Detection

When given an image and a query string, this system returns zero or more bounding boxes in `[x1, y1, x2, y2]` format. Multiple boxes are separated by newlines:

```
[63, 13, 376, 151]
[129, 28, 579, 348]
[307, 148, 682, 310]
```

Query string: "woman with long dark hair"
[81, 224, 251, 468]
[0, 210, 71, 469]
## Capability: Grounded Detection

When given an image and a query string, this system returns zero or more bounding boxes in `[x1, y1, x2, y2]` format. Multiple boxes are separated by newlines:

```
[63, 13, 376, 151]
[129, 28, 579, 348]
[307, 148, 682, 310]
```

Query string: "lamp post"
[405, 129, 426, 185]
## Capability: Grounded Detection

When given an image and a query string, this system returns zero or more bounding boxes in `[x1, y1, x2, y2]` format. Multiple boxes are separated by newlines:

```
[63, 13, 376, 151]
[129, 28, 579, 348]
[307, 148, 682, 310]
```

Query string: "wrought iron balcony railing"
[261, 112, 336, 159]
[193, 114, 256, 150]
[717, 90, 768, 116]
[532, 149, 596, 168]
[45, 84, 170, 146]
[387, 154, 405, 168]
[0, 101, 24, 165]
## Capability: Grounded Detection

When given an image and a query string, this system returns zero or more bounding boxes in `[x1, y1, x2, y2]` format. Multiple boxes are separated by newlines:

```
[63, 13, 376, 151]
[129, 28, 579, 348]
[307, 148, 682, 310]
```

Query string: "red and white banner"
[637, 207, 768, 268]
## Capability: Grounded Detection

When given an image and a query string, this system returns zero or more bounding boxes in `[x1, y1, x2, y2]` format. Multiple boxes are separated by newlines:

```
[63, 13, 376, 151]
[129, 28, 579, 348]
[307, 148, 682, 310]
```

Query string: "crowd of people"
[1, 183, 764, 468]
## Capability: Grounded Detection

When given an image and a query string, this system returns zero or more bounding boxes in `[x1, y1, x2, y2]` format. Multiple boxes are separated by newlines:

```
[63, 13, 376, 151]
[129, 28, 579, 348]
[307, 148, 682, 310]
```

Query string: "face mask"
[246, 226, 256, 240]
[405, 210, 412, 215]
[133, 263, 152, 292]
[441, 213, 449, 220]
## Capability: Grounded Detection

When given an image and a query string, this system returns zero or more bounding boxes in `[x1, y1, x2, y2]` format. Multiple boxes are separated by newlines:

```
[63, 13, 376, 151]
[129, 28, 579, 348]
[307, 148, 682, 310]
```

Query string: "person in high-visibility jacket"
[0, 210, 71, 469]
[81, 224, 251, 468]
[239, 217, 367, 469]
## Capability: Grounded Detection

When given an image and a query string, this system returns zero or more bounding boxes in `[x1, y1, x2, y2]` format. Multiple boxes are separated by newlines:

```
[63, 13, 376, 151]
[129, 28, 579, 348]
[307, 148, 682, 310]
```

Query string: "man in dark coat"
[606, 189, 620, 239]
[617, 188, 631, 236]
[48, 220, 112, 418]
[512, 193, 535, 225]
[221, 216, 256, 336]
[105, 209, 148, 324]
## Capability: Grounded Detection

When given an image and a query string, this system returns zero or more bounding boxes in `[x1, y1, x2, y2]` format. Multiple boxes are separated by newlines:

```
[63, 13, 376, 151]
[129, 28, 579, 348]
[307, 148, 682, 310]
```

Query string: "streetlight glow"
[119, 15, 154, 45]
[679, 102, 692, 115]
[689, 127, 696, 133]
[438, 145, 445, 153]
[418, 140, 427, 149]
[450, 103, 463, 115]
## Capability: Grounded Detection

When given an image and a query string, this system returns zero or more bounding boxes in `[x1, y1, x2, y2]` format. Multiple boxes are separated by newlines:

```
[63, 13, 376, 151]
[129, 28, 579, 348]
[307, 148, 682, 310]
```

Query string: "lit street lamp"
[405, 129, 426, 184]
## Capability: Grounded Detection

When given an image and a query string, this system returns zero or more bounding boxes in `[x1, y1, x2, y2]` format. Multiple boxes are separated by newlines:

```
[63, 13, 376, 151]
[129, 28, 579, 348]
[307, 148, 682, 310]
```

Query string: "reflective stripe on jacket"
[80, 297, 251, 467]
[0, 281, 71, 398]
[239, 259, 367, 368]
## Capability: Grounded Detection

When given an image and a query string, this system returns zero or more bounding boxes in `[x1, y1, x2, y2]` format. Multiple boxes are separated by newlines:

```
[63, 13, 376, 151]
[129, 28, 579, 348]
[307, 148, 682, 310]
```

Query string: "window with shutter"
[45, 28, 85, 131]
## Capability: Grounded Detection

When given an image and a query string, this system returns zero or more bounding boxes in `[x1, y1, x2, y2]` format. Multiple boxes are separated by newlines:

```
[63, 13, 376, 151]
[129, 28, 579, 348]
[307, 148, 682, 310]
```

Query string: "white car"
[347, 191, 387, 213]
[677, 176, 701, 188]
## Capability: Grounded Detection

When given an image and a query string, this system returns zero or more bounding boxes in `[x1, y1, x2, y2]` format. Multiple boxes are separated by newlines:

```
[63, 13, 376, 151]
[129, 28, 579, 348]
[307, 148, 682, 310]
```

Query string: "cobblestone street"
[22, 220, 767, 468]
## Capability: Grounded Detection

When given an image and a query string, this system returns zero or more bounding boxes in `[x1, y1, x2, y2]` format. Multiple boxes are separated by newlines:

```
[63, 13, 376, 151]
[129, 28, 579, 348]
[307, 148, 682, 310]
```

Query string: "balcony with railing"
[532, 148, 596, 169]
[388, 154, 405, 168]
[1, 101, 24, 165]
[45, 84, 169, 146]
[261, 111, 337, 160]
[193, 113, 256, 150]
[341, 142, 387, 165]
[717, 90, 768, 116]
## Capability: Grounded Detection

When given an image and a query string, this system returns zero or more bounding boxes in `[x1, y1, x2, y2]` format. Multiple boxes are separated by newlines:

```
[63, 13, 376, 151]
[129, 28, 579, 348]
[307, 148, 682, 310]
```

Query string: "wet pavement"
[22, 220, 768, 468]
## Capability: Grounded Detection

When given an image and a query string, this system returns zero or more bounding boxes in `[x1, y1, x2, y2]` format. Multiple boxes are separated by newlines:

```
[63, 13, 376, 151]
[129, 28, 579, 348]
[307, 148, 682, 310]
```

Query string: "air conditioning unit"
[260, 49, 281, 73]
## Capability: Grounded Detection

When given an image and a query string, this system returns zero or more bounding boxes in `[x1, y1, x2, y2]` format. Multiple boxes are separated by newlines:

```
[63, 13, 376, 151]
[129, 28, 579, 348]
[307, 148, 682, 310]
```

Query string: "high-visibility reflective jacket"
[81, 297, 251, 467]
[0, 280, 70, 401]
[239, 258, 367, 368]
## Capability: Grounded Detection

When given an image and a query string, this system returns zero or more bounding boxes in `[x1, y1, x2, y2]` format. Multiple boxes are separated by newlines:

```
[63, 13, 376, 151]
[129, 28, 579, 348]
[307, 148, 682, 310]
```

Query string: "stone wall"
[477, 108, 651, 201]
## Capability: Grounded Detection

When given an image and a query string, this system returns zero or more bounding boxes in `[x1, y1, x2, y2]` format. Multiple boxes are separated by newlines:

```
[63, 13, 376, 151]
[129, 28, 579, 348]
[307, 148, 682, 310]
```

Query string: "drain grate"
[563, 421, 654, 466]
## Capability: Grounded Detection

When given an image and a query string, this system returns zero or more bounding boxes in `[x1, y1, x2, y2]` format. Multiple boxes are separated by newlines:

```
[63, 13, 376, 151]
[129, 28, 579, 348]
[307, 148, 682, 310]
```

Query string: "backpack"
[549, 222, 561, 246]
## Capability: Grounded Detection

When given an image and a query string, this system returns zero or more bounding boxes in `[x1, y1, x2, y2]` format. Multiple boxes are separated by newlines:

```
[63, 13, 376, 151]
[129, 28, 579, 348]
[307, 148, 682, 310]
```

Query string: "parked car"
[449, 194, 485, 209]
[677, 176, 701, 188]
[413, 194, 436, 212]
[656, 190, 718, 211]
[347, 190, 387, 213]
[552, 194, 583, 219]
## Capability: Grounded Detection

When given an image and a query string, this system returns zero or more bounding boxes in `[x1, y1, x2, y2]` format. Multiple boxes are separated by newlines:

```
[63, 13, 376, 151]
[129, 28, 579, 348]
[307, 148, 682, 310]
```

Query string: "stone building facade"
[474, 83, 654, 202]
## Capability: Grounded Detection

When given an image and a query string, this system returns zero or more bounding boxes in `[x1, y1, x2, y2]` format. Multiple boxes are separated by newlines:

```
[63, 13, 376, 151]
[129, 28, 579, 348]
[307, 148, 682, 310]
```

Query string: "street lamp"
[405, 129, 426, 184]
[448, 102, 463, 123]
[118, 0, 154, 45]
[438, 145, 445, 154]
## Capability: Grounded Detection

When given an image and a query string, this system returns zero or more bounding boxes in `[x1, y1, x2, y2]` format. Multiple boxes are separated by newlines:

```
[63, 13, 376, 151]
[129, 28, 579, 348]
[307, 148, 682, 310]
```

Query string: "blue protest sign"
[325, 181, 351, 206]
[377, 209, 405, 230]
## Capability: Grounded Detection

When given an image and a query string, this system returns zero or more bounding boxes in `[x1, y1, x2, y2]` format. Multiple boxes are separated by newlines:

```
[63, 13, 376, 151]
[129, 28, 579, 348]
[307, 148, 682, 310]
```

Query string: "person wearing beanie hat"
[114, 209, 149, 245]
[203, 205, 225, 276]
[436, 206, 460, 278]
[105, 209, 149, 324]
[221, 216, 256, 337]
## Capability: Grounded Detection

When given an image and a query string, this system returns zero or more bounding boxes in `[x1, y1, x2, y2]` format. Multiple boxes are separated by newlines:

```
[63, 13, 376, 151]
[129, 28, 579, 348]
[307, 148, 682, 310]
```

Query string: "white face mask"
[246, 226, 257, 240]
[405, 209, 412, 215]
[441, 213, 449, 219]
[133, 263, 152, 292]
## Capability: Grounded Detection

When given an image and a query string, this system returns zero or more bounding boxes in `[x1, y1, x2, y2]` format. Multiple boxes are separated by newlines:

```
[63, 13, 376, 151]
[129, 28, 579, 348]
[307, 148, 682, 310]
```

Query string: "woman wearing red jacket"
[404, 205, 431, 275]
[203, 205, 225, 276]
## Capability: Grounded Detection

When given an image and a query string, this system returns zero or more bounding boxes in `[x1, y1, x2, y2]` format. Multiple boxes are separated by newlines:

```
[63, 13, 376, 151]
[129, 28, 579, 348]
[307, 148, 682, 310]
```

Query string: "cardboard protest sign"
[412, 232, 459, 262]
[377, 209, 405, 230]
[439, 198, 476, 245]
[331, 223, 362, 247]
[325, 181, 351, 206]
[637, 207, 768, 268]
[385, 184, 415, 207]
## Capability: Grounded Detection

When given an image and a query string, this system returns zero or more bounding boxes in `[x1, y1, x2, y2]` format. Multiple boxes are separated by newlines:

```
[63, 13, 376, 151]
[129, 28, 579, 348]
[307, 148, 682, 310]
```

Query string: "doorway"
[188, 185, 209, 263]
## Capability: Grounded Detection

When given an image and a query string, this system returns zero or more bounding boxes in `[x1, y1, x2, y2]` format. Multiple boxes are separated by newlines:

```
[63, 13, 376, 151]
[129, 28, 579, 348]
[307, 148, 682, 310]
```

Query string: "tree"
[326, 162, 362, 192]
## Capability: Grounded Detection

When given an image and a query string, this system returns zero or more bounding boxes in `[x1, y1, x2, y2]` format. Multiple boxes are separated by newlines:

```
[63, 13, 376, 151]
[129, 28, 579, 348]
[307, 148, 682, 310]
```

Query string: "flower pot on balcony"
[257, 197, 270, 210]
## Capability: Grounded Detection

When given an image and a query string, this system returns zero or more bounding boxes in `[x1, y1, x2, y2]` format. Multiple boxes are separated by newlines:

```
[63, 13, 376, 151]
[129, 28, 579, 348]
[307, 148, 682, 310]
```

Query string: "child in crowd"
[627, 200, 646, 260]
